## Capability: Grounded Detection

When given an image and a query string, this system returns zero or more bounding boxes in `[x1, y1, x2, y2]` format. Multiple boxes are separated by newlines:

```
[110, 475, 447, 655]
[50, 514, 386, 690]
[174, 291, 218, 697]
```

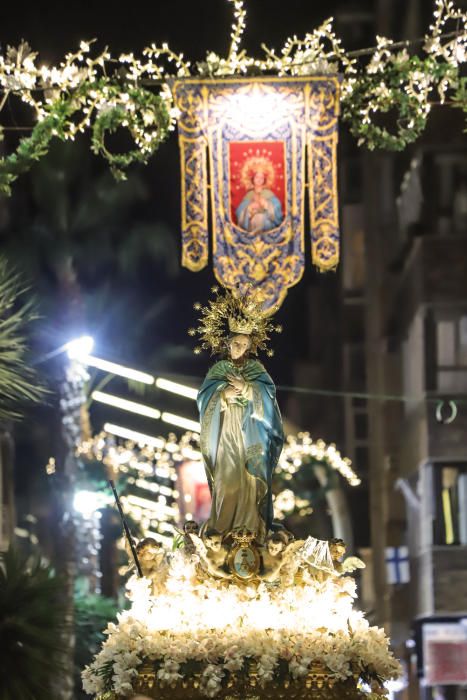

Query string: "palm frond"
[0, 548, 65, 700]
[0, 257, 45, 419]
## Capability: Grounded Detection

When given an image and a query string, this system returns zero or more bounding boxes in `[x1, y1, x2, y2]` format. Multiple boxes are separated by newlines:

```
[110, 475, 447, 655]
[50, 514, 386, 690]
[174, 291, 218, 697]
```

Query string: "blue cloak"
[197, 358, 284, 534]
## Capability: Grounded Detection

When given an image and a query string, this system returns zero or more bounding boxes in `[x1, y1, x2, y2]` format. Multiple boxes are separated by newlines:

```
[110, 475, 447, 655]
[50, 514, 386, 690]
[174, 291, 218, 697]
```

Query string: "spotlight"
[65, 335, 95, 360]
[73, 489, 108, 517]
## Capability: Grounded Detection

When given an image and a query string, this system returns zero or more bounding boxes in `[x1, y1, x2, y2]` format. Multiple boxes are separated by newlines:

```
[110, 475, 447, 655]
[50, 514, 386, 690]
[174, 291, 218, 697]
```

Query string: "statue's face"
[229, 334, 251, 360]
[139, 543, 163, 564]
[252, 171, 266, 188]
[206, 535, 222, 552]
[267, 540, 284, 557]
[330, 543, 346, 560]
[184, 521, 199, 535]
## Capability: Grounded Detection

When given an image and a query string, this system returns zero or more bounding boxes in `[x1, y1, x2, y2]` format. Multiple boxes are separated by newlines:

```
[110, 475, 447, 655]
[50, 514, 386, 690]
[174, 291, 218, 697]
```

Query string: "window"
[354, 413, 368, 440]
[432, 463, 467, 546]
[435, 315, 467, 392]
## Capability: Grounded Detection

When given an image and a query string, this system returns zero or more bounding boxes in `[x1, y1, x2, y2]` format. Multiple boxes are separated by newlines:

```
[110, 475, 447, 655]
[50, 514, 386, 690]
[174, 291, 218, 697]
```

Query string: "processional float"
[84, 287, 400, 700]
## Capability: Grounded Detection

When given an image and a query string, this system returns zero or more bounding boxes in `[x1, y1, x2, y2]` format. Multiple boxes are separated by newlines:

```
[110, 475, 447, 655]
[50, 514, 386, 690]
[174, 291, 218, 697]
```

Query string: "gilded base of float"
[98, 662, 366, 700]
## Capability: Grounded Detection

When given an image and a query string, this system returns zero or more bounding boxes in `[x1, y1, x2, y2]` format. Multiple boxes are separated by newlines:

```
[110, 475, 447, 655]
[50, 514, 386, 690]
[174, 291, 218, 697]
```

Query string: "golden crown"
[188, 285, 282, 357]
[231, 527, 257, 547]
[228, 315, 256, 335]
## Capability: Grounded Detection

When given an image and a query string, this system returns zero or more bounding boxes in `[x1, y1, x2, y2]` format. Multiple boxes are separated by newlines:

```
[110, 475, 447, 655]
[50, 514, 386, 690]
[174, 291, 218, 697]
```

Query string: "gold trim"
[97, 660, 365, 700]
[199, 390, 221, 479]
[174, 76, 340, 87]
[251, 384, 263, 419]
[227, 541, 261, 582]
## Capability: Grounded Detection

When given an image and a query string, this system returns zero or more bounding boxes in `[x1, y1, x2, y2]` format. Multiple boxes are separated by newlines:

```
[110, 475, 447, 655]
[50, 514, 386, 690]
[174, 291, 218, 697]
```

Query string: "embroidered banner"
[173, 77, 340, 313]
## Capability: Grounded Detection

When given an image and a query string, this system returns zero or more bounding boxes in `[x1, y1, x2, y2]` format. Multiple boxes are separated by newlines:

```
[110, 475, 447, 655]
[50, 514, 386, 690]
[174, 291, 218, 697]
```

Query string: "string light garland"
[0, 0, 466, 190]
[274, 433, 360, 521]
[279, 433, 360, 486]
[73, 428, 358, 531]
[75, 429, 183, 542]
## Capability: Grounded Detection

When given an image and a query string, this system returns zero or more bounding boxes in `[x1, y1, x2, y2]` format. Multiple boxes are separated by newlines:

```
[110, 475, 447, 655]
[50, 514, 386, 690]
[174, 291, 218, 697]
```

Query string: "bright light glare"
[66, 335, 95, 360]
[82, 356, 155, 385]
[73, 489, 108, 516]
[219, 86, 289, 134]
[104, 423, 165, 449]
[91, 391, 161, 419]
[161, 412, 200, 433]
[155, 378, 197, 400]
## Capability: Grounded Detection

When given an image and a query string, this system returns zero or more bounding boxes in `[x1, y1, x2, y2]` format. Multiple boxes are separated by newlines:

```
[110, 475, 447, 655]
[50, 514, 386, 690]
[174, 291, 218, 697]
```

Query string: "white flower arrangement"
[82, 549, 401, 698]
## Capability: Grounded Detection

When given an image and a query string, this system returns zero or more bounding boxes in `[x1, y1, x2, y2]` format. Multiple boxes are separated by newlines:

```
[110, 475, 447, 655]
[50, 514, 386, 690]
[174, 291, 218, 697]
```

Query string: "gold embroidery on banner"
[179, 136, 209, 270]
[305, 81, 340, 272]
[174, 76, 341, 304]
[174, 83, 209, 271]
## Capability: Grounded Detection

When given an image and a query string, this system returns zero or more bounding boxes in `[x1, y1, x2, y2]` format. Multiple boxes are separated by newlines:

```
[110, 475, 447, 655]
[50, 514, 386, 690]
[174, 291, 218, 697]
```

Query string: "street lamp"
[65, 335, 95, 360]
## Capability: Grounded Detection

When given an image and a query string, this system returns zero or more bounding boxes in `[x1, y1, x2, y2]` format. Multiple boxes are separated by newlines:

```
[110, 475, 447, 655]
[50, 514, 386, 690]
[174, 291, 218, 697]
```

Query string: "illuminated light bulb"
[80, 355, 155, 384]
[73, 489, 109, 517]
[92, 391, 161, 419]
[155, 377, 198, 400]
[161, 412, 200, 432]
[103, 423, 165, 449]
[65, 335, 95, 360]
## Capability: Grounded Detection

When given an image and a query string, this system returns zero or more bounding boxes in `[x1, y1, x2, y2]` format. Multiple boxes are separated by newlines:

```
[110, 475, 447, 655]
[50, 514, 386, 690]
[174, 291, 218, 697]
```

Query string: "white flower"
[83, 547, 401, 697]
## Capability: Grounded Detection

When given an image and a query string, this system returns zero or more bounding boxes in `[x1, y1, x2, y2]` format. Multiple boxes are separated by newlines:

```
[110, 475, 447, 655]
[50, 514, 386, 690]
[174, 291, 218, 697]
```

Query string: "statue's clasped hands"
[225, 373, 246, 399]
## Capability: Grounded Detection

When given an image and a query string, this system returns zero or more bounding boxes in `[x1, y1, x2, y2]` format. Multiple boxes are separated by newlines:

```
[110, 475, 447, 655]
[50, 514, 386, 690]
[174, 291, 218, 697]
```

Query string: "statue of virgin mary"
[190, 288, 284, 542]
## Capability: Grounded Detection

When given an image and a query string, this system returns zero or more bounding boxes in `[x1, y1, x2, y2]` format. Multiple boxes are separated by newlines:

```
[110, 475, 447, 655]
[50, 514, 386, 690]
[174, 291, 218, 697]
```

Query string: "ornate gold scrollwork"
[97, 661, 367, 700]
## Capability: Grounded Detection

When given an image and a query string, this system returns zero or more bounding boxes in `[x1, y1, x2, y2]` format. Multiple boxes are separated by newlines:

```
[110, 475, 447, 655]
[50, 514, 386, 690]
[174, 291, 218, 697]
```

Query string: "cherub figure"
[261, 532, 306, 584]
[329, 538, 365, 576]
[134, 537, 169, 594]
[261, 532, 287, 582]
[187, 529, 231, 579]
[183, 520, 200, 555]
[204, 530, 228, 565]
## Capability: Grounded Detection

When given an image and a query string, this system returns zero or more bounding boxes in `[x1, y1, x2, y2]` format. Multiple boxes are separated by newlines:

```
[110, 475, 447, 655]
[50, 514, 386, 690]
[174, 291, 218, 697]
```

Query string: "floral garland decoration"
[0, 0, 466, 189]
[90, 82, 171, 180]
[0, 41, 175, 192]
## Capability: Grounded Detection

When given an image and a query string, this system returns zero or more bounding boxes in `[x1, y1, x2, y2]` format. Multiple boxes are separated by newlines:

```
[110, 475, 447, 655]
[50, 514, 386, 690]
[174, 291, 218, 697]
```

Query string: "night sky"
[2, 1, 372, 62]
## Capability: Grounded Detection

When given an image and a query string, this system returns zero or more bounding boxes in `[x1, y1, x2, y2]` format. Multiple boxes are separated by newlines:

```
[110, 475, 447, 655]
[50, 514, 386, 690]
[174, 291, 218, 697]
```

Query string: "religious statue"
[261, 532, 306, 584]
[187, 530, 231, 580]
[236, 157, 283, 233]
[189, 287, 284, 543]
[328, 538, 365, 576]
[133, 537, 169, 594]
[182, 520, 200, 555]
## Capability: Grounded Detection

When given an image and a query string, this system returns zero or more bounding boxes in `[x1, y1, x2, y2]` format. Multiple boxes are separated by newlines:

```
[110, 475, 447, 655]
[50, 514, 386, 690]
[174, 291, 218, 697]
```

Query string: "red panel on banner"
[228, 140, 286, 227]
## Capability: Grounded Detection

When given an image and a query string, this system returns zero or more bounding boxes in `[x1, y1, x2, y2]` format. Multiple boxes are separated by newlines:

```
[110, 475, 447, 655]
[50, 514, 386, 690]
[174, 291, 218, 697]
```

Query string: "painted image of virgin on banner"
[229, 141, 286, 234]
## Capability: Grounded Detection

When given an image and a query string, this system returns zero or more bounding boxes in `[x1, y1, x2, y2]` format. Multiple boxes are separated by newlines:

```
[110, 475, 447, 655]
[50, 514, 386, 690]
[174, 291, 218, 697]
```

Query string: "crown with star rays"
[188, 285, 282, 357]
